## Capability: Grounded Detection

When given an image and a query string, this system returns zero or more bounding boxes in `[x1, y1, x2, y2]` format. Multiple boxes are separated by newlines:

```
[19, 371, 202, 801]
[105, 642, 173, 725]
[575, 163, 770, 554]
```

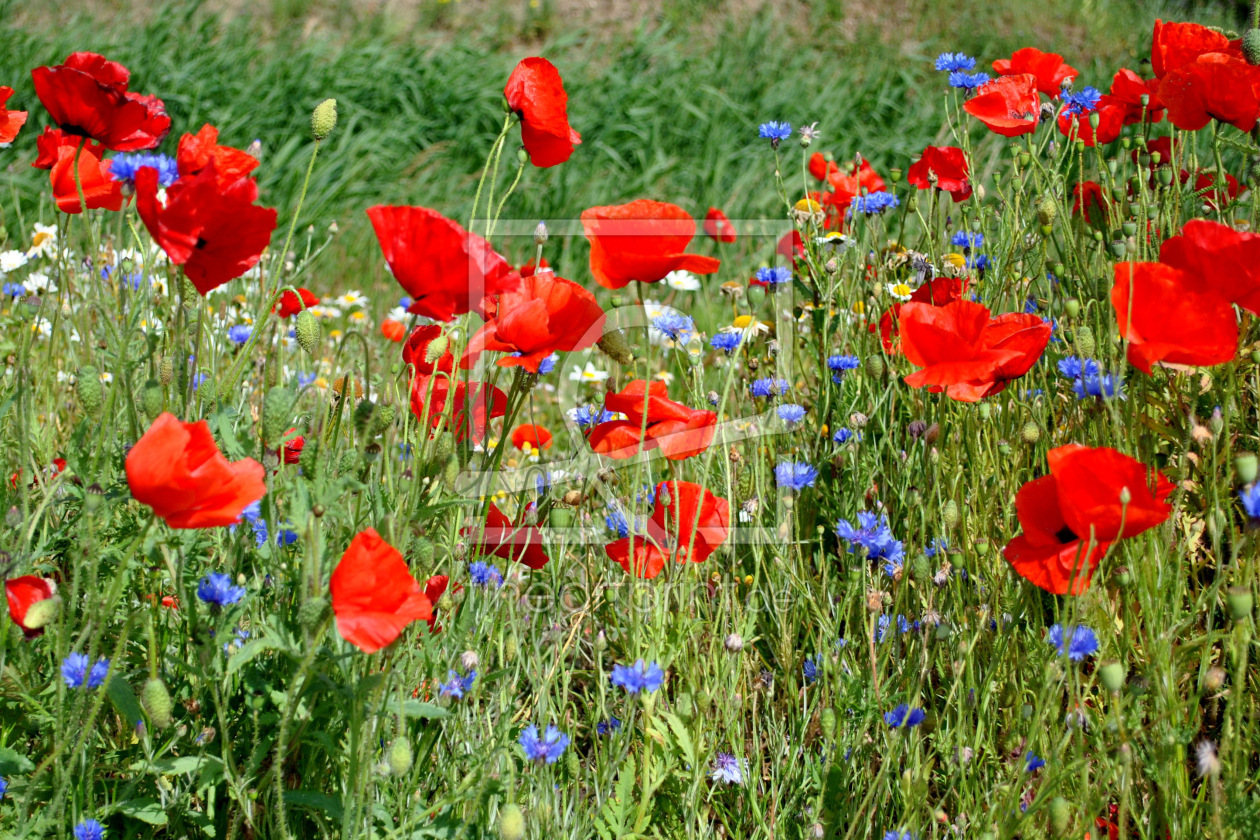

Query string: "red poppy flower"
[50, 143, 122, 214]
[1158, 52, 1260, 132]
[1160, 219, 1260, 314]
[511, 423, 553, 450]
[0, 86, 27, 144]
[1106, 68, 1164, 124]
[272, 287, 319, 318]
[503, 57, 581, 168]
[402, 325, 456, 376]
[463, 501, 550, 571]
[1183, 169, 1240, 211]
[582, 200, 721, 290]
[424, 574, 460, 633]
[380, 320, 406, 342]
[125, 412, 266, 529]
[135, 163, 278, 295]
[587, 379, 716, 460]
[1057, 102, 1126, 146]
[281, 432, 304, 465]
[177, 124, 259, 185]
[992, 47, 1078, 96]
[31, 52, 170, 151]
[1111, 262, 1237, 374]
[410, 375, 507, 444]
[605, 480, 729, 579]
[5, 576, 57, 638]
[367, 205, 517, 321]
[964, 75, 1041, 137]
[32, 127, 102, 170]
[1004, 444, 1173, 594]
[1150, 20, 1241, 79]
[703, 207, 737, 243]
[900, 299, 1052, 402]
[330, 528, 433, 653]
[1072, 180, 1110, 225]
[464, 269, 605, 372]
[906, 146, 972, 202]
[874, 277, 968, 354]
[808, 152, 839, 181]
[777, 229, 805, 267]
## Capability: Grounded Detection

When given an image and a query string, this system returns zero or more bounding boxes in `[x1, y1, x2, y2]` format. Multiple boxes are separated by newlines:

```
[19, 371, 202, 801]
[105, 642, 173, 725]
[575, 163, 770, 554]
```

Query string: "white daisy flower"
[568, 362, 609, 384]
[28, 224, 58, 258]
[886, 282, 914, 302]
[336, 290, 367, 308]
[664, 270, 701, 291]
[1, 250, 30, 273]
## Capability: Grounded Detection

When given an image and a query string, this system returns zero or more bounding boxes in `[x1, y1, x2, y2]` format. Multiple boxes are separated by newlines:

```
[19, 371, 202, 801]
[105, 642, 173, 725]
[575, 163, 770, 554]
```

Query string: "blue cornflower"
[109, 152, 179, 187]
[969, 254, 991, 272]
[833, 427, 855, 444]
[191, 372, 208, 392]
[755, 266, 792, 287]
[882, 557, 903, 579]
[571, 404, 616, 428]
[1239, 484, 1260, 520]
[935, 52, 976, 72]
[1047, 624, 1099, 661]
[399, 296, 413, 309]
[1057, 357, 1099, 379]
[758, 121, 793, 146]
[596, 717, 622, 736]
[0, 777, 5, 799]
[605, 505, 631, 538]
[652, 312, 695, 343]
[519, 724, 570, 763]
[2, 282, 25, 298]
[227, 324, 252, 345]
[777, 403, 806, 425]
[610, 659, 666, 694]
[296, 371, 317, 388]
[835, 511, 904, 564]
[802, 655, 820, 684]
[73, 819, 105, 840]
[884, 832, 914, 840]
[197, 572, 246, 607]
[749, 377, 790, 398]
[710, 331, 742, 354]
[849, 191, 900, 215]
[827, 354, 860, 375]
[924, 537, 948, 557]
[948, 71, 991, 90]
[1062, 86, 1102, 116]
[710, 752, 745, 785]
[950, 231, 983, 251]
[232, 500, 268, 547]
[876, 614, 891, 643]
[883, 704, 926, 728]
[1073, 372, 1124, 400]
[774, 461, 818, 491]
[275, 525, 299, 546]
[469, 561, 504, 588]
[62, 653, 109, 689]
[439, 668, 477, 699]
[537, 353, 558, 376]
[1025, 751, 1046, 772]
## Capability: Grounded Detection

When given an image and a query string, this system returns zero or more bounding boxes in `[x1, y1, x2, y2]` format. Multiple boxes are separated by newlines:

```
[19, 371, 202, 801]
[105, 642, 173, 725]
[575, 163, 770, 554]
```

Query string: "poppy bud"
[1244, 29, 1260, 65]
[1035, 195, 1056, 226]
[533, 222, 548, 246]
[22, 595, 60, 631]
[297, 433, 320, 478]
[311, 98, 338, 141]
[977, 402, 991, 421]
[383, 736, 412, 776]
[353, 399, 377, 437]
[142, 677, 174, 729]
[298, 596, 330, 630]
[865, 355, 885, 379]
[564, 745, 580, 776]
[503, 633, 519, 659]
[1074, 325, 1095, 358]
[1064, 298, 1080, 318]
[498, 804, 525, 840]
[159, 355, 174, 386]
[141, 379, 163, 419]
[1237, 452, 1258, 485]
[338, 449, 359, 476]
[441, 455, 459, 490]
[1048, 796, 1072, 836]
[77, 366, 103, 416]
[262, 387, 294, 446]
[1020, 421, 1040, 444]
[516, 148, 529, 165]
[1098, 660, 1125, 693]
[295, 310, 321, 355]
[596, 329, 634, 365]
[923, 422, 940, 446]
[942, 500, 959, 530]
[820, 706, 836, 740]
[5, 507, 20, 528]
[433, 431, 455, 465]
[371, 402, 396, 436]
[1227, 587, 1253, 622]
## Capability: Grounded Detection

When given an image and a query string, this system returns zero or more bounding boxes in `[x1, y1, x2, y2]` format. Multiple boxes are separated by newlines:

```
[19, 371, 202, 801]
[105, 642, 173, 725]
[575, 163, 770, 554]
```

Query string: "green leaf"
[283, 790, 343, 821]
[0, 747, 34, 775]
[106, 676, 145, 726]
[402, 700, 450, 720]
[150, 755, 207, 776]
[226, 637, 277, 676]
[116, 798, 169, 825]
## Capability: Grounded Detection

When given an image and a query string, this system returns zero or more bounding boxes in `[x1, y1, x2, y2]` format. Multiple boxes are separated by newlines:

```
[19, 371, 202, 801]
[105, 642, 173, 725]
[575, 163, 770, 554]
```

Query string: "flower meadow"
[2, 14, 1260, 840]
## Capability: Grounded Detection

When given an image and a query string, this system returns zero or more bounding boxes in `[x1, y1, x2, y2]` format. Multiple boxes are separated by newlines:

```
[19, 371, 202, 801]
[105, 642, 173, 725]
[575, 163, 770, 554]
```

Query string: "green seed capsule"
[142, 677, 174, 729]
[942, 500, 960, 530]
[141, 379, 164, 419]
[77, 367, 103, 416]
[295, 310, 321, 355]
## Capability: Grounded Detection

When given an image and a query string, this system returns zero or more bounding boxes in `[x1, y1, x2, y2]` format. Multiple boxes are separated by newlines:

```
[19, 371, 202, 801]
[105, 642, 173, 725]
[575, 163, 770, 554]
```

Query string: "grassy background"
[0, 0, 1238, 295]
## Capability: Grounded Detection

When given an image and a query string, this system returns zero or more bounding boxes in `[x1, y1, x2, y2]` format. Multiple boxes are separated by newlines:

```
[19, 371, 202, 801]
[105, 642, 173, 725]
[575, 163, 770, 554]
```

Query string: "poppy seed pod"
[311, 98, 337, 141]
[1236, 452, 1258, 485]
[596, 329, 634, 365]
[295, 309, 320, 355]
[142, 677, 174, 729]
[1098, 660, 1126, 693]
[865, 355, 885, 379]
[1227, 587, 1253, 622]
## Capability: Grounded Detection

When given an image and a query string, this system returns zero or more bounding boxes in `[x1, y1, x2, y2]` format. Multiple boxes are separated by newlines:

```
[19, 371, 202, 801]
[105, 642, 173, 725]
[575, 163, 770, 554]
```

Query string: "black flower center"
[1054, 525, 1078, 544]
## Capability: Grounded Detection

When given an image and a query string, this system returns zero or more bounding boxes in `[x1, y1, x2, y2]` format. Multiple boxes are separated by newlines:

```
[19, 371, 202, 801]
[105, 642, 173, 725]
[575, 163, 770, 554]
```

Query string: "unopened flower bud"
[387, 737, 413, 776]
[295, 310, 321, 355]
[1048, 796, 1072, 836]
[1227, 587, 1253, 622]
[533, 221, 548, 245]
[1020, 421, 1041, 444]
[942, 500, 960, 530]
[1244, 29, 1260, 65]
[159, 355, 174, 385]
[724, 632, 744, 652]
[1074, 325, 1095, 358]
[498, 804, 525, 840]
[141, 379, 163, 419]
[1236, 452, 1258, 485]
[865, 355, 885, 379]
[77, 366, 103, 416]
[262, 387, 294, 446]
[311, 99, 338, 141]
[142, 677, 174, 729]
[596, 329, 634, 365]
[1098, 660, 1126, 693]
[1036, 195, 1057, 226]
